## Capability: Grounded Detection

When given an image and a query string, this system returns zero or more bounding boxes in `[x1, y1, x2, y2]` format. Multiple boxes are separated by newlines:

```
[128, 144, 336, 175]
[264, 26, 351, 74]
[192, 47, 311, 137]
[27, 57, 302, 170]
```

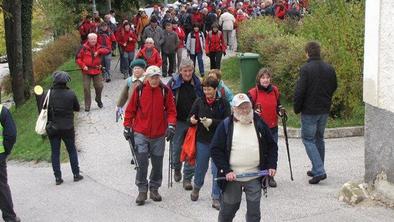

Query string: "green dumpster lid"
[237, 52, 260, 58]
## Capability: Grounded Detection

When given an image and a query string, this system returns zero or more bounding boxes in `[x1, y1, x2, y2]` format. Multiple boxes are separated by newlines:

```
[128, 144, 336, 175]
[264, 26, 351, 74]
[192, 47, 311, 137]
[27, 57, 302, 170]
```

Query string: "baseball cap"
[145, 66, 162, 77]
[138, 8, 144, 11]
[231, 93, 251, 107]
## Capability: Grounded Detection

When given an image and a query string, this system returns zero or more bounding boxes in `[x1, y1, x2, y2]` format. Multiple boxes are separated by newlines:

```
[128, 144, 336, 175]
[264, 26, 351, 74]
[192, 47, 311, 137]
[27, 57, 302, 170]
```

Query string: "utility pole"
[107, 0, 112, 11]
[92, 0, 97, 13]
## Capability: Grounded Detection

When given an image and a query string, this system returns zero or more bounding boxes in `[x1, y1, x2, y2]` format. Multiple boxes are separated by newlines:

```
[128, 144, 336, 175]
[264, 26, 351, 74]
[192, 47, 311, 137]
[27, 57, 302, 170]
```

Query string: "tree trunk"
[107, 0, 112, 11]
[21, 0, 34, 99]
[3, 0, 25, 107]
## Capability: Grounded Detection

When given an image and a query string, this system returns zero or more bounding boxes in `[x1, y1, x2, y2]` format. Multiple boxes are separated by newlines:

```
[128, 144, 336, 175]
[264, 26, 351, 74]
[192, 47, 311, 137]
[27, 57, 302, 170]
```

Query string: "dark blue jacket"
[168, 74, 203, 103]
[210, 113, 278, 190]
[0, 106, 17, 158]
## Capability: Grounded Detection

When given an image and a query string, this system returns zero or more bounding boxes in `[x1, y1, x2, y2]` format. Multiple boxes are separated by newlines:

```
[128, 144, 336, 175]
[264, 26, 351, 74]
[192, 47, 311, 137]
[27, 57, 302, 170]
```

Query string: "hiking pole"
[62, 68, 83, 72]
[214, 170, 269, 181]
[281, 112, 294, 181]
[168, 139, 173, 188]
[127, 133, 139, 170]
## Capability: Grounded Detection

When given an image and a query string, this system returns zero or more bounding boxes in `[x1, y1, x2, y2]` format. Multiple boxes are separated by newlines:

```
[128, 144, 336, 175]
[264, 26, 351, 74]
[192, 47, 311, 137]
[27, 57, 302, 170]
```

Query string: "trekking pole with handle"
[281, 112, 294, 181]
[168, 139, 173, 188]
[214, 170, 269, 181]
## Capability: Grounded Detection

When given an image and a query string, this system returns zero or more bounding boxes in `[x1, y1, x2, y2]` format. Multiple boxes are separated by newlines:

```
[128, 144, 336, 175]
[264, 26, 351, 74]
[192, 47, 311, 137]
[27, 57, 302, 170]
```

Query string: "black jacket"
[293, 57, 337, 115]
[43, 84, 80, 133]
[0, 106, 16, 156]
[210, 114, 278, 190]
[189, 96, 231, 144]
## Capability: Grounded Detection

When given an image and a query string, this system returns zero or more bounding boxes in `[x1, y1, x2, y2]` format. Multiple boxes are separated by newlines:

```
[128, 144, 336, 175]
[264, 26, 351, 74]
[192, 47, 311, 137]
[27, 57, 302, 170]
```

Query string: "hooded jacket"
[76, 42, 110, 75]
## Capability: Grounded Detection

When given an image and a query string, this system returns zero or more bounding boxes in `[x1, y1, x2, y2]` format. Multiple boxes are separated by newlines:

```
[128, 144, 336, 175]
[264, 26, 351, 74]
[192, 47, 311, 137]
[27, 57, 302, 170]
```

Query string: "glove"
[123, 127, 132, 141]
[165, 125, 175, 141]
[200, 117, 213, 131]
[223, 51, 226, 56]
[278, 105, 286, 117]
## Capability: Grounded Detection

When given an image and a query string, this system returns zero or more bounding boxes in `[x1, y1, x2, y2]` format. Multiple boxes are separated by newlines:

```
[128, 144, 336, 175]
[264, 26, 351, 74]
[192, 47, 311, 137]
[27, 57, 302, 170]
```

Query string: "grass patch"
[221, 56, 365, 128]
[221, 57, 241, 94]
[10, 58, 83, 162]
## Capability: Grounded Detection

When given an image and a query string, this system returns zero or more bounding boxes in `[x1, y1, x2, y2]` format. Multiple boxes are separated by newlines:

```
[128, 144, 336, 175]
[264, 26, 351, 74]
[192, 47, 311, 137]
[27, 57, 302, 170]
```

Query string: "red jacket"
[191, 12, 203, 27]
[117, 30, 137, 52]
[275, 4, 287, 19]
[248, 85, 280, 128]
[79, 20, 95, 43]
[136, 47, 162, 67]
[123, 82, 177, 139]
[97, 32, 116, 50]
[174, 27, 186, 49]
[76, 42, 110, 75]
[205, 31, 226, 53]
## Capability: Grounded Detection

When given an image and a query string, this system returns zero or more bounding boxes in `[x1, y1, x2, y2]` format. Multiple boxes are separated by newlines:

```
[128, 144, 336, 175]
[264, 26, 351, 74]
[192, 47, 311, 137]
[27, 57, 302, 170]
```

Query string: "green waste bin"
[237, 52, 262, 93]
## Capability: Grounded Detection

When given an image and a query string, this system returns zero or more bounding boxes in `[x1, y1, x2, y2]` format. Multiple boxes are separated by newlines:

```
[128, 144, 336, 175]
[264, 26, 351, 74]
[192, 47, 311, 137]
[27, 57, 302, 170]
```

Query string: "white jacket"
[219, 12, 236, 31]
[186, 31, 205, 55]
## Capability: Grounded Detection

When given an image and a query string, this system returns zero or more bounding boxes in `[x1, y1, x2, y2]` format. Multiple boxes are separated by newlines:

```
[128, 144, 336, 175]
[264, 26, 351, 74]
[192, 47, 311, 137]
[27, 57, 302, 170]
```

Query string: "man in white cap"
[123, 66, 177, 206]
[211, 93, 278, 222]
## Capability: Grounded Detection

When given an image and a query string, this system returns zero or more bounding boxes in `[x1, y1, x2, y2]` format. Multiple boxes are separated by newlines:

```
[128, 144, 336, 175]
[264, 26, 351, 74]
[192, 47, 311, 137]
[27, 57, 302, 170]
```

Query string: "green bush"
[33, 31, 80, 83]
[237, 0, 365, 118]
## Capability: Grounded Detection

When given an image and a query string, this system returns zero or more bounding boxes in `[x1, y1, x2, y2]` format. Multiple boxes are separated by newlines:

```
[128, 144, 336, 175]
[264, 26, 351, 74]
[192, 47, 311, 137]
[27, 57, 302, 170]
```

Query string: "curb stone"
[278, 125, 364, 138]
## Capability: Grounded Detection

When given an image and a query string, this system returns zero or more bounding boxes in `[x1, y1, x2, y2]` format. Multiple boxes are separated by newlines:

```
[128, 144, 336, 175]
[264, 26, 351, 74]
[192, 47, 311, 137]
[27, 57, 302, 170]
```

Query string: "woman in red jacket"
[205, 23, 226, 69]
[172, 20, 186, 72]
[136, 38, 163, 67]
[117, 22, 137, 78]
[247, 68, 285, 188]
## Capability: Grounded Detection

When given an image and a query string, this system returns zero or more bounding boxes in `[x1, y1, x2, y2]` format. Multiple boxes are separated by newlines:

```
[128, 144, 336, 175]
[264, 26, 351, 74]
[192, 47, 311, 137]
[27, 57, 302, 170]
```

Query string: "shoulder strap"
[223, 117, 230, 135]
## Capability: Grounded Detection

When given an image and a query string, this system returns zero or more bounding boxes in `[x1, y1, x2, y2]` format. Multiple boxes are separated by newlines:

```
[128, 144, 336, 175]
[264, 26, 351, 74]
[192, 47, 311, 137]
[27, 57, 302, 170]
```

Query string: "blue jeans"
[170, 121, 194, 181]
[190, 52, 204, 76]
[49, 131, 80, 179]
[193, 142, 221, 199]
[301, 114, 328, 177]
[121, 51, 135, 75]
[101, 53, 112, 79]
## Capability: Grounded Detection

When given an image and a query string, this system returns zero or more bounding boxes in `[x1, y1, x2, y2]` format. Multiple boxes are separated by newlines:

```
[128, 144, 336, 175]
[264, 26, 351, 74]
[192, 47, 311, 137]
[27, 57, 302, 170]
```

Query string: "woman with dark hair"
[205, 23, 227, 69]
[188, 76, 231, 210]
[44, 71, 83, 185]
[247, 67, 285, 188]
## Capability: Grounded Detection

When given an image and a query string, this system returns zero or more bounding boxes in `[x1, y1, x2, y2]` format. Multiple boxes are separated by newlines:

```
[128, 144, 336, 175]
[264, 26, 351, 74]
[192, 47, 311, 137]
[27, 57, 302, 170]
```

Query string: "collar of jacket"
[131, 75, 145, 82]
[257, 84, 272, 92]
[172, 74, 201, 91]
[307, 56, 321, 62]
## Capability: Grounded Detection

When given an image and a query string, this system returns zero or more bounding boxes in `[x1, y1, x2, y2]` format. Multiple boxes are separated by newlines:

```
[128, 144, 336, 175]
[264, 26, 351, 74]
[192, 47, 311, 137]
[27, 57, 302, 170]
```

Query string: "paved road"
[6, 55, 394, 222]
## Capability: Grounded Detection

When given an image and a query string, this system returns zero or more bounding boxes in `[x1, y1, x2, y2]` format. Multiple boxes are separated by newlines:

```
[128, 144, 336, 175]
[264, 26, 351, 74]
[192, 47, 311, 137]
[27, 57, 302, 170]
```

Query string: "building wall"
[363, 0, 394, 183]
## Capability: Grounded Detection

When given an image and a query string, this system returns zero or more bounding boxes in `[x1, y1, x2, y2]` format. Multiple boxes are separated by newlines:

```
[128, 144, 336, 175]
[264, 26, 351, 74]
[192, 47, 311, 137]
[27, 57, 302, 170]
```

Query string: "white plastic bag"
[35, 90, 50, 135]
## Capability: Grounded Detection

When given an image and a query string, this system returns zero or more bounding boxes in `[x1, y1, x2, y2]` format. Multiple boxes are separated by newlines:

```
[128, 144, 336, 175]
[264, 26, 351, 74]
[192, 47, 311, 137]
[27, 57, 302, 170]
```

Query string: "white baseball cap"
[232, 93, 251, 107]
[145, 66, 162, 77]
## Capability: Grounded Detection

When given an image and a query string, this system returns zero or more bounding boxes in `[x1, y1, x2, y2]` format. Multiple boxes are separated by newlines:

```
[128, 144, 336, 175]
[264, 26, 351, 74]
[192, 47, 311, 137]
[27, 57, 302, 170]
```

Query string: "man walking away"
[293, 41, 337, 184]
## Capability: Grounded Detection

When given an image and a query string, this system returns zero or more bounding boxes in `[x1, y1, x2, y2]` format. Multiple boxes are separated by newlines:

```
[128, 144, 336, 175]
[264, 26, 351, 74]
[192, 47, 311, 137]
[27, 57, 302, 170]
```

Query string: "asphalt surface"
[6, 54, 394, 222]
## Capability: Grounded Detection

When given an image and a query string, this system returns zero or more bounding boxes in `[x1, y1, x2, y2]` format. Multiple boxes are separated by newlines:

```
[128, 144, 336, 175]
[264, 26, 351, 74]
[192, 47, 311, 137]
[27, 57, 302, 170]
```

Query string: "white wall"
[363, 0, 394, 113]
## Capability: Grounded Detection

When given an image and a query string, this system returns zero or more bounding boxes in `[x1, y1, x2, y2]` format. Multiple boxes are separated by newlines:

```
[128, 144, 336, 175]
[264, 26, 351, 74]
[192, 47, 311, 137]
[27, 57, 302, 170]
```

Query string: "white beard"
[233, 109, 254, 125]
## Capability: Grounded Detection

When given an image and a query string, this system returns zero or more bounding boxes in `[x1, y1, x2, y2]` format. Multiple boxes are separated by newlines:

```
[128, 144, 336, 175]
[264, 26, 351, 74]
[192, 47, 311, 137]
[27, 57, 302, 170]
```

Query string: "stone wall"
[364, 104, 394, 183]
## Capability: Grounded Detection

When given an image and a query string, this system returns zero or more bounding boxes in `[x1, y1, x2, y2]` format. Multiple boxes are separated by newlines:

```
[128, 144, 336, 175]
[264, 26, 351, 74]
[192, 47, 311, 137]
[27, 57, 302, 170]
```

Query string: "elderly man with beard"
[211, 93, 278, 222]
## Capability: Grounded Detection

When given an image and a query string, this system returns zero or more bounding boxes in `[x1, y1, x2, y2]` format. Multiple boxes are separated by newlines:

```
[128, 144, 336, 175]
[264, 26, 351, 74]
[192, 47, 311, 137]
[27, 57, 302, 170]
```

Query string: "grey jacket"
[162, 30, 179, 54]
[186, 31, 205, 55]
[142, 25, 164, 51]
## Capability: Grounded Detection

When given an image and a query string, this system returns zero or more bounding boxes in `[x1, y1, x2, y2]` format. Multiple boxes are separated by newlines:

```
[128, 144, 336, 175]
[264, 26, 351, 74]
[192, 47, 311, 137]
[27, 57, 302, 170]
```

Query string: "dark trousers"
[162, 52, 176, 77]
[49, 131, 80, 179]
[0, 155, 17, 221]
[209, 51, 223, 69]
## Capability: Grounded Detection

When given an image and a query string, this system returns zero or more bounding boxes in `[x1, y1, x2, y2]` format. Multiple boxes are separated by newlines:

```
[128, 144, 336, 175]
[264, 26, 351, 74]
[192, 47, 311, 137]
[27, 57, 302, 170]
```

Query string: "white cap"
[145, 66, 162, 77]
[231, 93, 251, 107]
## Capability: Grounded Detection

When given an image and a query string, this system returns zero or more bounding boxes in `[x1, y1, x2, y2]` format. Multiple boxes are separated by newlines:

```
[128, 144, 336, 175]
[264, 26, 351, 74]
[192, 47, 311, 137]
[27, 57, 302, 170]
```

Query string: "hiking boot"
[105, 78, 111, 83]
[149, 190, 162, 202]
[4, 216, 21, 222]
[74, 174, 84, 182]
[130, 159, 135, 165]
[55, 177, 63, 185]
[309, 174, 327, 184]
[268, 176, 277, 188]
[174, 169, 182, 182]
[136, 192, 147, 205]
[95, 98, 103, 108]
[183, 180, 193, 190]
[307, 170, 314, 177]
[212, 199, 220, 210]
[190, 187, 200, 201]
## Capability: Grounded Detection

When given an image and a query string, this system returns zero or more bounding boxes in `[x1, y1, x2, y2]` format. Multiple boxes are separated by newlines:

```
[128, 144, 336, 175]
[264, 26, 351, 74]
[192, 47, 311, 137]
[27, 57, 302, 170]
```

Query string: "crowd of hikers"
[0, 0, 339, 222]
